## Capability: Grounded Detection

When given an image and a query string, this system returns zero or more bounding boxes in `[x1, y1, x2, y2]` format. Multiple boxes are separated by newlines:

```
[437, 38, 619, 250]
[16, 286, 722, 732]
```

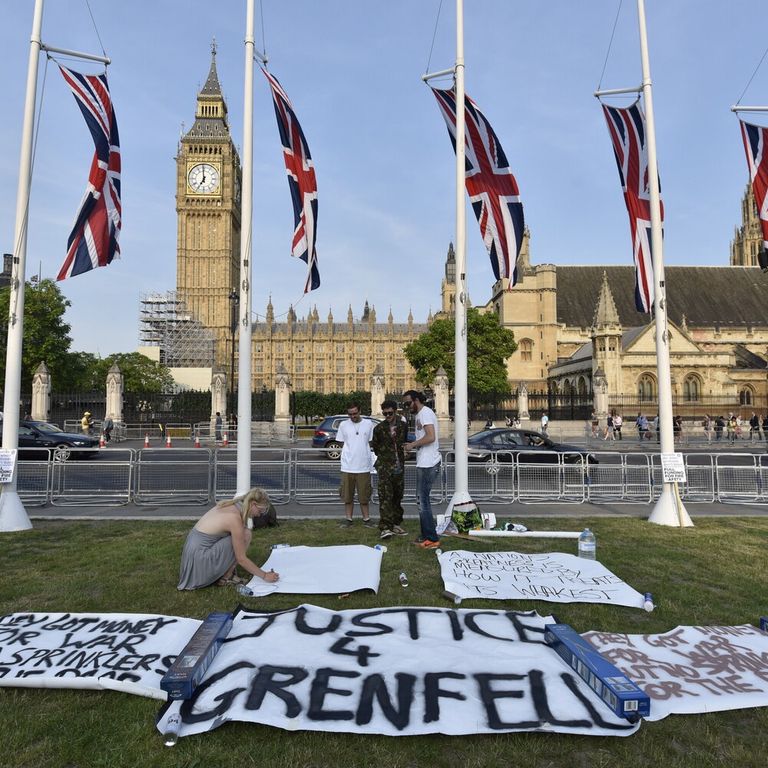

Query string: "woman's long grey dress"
[177, 529, 236, 590]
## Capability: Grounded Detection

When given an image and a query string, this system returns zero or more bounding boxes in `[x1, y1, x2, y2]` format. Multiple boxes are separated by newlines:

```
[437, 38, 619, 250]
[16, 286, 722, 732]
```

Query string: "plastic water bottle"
[434, 548, 443, 556]
[163, 713, 181, 747]
[236, 583, 253, 597]
[271, 543, 290, 550]
[442, 589, 462, 605]
[374, 544, 387, 552]
[578, 528, 596, 560]
[398, 572, 409, 587]
[643, 592, 655, 612]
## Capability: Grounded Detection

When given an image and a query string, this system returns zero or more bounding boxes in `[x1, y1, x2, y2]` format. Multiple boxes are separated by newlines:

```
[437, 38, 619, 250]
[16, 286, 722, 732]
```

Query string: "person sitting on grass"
[177, 488, 280, 590]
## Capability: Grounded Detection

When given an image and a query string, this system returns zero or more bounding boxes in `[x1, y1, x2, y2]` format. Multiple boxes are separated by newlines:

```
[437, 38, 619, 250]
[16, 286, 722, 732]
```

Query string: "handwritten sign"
[439, 551, 646, 608]
[584, 624, 768, 720]
[157, 604, 638, 739]
[0, 612, 200, 699]
[660, 453, 686, 483]
[246, 545, 382, 597]
[0, 450, 17, 484]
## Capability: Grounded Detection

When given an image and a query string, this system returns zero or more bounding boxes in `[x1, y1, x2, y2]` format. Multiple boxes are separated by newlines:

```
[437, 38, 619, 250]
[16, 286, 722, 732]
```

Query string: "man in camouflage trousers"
[371, 399, 409, 540]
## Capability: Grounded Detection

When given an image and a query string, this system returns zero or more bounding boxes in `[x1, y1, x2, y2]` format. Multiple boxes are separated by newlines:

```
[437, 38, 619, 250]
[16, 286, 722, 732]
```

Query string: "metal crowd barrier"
[50, 448, 134, 507]
[11, 448, 768, 507]
[214, 448, 291, 504]
[134, 448, 212, 506]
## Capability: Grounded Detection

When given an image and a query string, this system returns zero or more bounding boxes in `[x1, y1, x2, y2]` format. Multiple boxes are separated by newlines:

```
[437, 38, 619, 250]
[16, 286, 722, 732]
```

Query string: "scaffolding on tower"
[138, 291, 216, 368]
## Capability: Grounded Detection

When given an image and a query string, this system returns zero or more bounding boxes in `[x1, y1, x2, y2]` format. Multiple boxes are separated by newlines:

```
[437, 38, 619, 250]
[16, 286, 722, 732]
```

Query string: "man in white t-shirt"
[402, 390, 441, 548]
[336, 403, 375, 528]
[540, 411, 549, 435]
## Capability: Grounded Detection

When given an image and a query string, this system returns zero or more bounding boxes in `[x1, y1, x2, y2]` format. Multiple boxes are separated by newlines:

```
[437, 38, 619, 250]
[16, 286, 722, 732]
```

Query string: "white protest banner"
[584, 624, 768, 720]
[0, 612, 200, 699]
[439, 551, 646, 608]
[0, 449, 17, 483]
[245, 545, 382, 597]
[157, 604, 639, 739]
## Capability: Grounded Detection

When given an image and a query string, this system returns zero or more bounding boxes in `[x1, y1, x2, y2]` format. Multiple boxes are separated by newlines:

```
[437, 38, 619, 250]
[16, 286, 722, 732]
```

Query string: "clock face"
[188, 163, 220, 194]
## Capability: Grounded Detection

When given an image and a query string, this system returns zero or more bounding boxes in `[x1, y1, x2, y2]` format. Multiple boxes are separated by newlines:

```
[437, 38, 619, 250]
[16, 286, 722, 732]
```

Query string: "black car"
[2, 420, 100, 461]
[465, 428, 597, 464]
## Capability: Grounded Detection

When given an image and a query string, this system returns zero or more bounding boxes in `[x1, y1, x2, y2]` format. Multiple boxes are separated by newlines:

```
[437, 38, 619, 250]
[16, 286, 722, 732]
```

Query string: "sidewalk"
[28, 498, 767, 522]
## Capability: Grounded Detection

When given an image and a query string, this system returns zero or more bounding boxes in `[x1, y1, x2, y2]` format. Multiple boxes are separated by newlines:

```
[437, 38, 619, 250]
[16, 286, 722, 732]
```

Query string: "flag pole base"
[647, 483, 693, 527]
[445, 489, 475, 517]
[0, 488, 33, 532]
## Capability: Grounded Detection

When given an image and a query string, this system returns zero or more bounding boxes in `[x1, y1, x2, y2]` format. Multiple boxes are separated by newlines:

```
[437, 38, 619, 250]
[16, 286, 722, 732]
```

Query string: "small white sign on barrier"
[0, 450, 17, 483]
[661, 452, 686, 483]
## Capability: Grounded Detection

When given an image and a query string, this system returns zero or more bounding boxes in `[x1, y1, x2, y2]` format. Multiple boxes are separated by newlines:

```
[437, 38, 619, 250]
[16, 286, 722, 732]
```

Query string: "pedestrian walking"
[613, 412, 623, 440]
[540, 411, 549, 435]
[215, 412, 223, 441]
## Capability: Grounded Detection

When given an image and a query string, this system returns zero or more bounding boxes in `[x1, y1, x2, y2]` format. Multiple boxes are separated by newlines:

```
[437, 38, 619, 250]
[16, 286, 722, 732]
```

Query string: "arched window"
[550, 381, 560, 395]
[683, 374, 701, 402]
[563, 380, 573, 396]
[519, 339, 533, 362]
[577, 377, 587, 396]
[739, 387, 754, 405]
[638, 374, 656, 402]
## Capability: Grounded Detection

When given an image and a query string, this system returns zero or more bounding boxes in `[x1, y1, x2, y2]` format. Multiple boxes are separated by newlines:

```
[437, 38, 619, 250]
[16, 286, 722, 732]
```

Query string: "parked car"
[1, 420, 100, 461]
[464, 428, 598, 464]
[311, 415, 382, 460]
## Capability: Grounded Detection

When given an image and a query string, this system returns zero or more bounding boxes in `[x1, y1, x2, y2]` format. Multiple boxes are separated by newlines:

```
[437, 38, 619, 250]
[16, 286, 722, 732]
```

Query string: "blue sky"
[1, 1, 766, 355]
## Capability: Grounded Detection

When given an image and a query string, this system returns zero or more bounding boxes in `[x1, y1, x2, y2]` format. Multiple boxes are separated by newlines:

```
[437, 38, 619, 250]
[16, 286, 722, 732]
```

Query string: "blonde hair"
[218, 488, 270, 527]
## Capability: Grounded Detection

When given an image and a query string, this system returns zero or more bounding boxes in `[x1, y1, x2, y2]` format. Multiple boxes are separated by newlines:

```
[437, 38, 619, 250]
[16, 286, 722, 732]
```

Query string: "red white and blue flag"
[262, 68, 320, 293]
[57, 65, 121, 280]
[738, 119, 768, 270]
[602, 100, 660, 313]
[431, 87, 524, 286]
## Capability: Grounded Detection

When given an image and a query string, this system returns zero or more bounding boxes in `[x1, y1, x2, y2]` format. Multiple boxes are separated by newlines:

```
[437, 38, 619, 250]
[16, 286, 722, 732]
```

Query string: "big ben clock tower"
[176, 42, 241, 369]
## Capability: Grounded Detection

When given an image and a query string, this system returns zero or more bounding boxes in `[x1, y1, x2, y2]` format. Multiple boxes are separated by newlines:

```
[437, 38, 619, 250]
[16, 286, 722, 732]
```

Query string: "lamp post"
[228, 289, 239, 397]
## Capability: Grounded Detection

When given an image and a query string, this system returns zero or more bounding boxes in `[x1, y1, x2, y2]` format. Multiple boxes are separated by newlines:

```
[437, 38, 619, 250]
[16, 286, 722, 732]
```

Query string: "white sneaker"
[392, 525, 408, 536]
[380, 529, 394, 539]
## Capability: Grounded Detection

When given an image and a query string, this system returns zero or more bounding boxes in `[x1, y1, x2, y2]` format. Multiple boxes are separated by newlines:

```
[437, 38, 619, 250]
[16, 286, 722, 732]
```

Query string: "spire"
[327, 307, 334, 324]
[592, 271, 620, 328]
[201, 39, 223, 96]
[388, 307, 393, 324]
[266, 296, 274, 324]
[407, 308, 413, 326]
[347, 305, 354, 324]
[362, 300, 370, 321]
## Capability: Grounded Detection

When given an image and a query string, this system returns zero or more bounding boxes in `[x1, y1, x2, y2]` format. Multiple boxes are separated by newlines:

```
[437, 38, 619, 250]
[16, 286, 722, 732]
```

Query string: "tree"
[404, 308, 517, 397]
[0, 279, 74, 390]
[93, 353, 175, 394]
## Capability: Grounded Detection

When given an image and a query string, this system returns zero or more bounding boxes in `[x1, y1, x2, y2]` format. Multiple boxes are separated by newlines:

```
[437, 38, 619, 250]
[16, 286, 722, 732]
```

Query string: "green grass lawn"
[0, 517, 767, 768]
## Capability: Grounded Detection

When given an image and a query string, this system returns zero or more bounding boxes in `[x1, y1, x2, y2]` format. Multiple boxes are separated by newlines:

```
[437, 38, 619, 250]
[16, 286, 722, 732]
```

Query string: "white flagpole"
[0, 0, 45, 532]
[447, 0, 472, 513]
[637, 0, 693, 527]
[236, 0, 255, 496]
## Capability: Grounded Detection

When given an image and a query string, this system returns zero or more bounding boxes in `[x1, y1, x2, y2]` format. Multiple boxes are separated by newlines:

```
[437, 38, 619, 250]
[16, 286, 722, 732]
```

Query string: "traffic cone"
[144, 434, 150, 448]
[99, 433, 106, 448]
[166, 434, 172, 448]
[194, 433, 201, 448]
[222, 431, 228, 447]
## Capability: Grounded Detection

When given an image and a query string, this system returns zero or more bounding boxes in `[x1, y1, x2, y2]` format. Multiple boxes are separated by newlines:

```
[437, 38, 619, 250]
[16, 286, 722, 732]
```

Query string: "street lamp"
[228, 289, 239, 396]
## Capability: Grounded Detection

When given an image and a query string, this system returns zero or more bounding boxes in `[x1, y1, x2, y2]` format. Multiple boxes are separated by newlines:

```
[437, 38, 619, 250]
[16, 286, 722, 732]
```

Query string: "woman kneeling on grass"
[177, 488, 280, 590]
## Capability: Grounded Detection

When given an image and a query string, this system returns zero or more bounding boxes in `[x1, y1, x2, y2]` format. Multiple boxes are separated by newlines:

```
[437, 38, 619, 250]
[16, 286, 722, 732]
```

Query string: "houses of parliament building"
[140, 50, 768, 406]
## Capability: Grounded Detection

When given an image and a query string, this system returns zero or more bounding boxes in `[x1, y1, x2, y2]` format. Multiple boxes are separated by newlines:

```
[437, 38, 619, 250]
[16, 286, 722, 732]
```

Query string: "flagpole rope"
[735, 44, 768, 107]
[259, 0, 267, 62]
[424, 0, 445, 75]
[596, 0, 624, 92]
[83, 0, 108, 62]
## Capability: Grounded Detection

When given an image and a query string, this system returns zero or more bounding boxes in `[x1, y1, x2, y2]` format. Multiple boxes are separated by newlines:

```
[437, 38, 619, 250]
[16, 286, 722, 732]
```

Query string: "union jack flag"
[602, 100, 661, 313]
[262, 68, 320, 293]
[57, 65, 121, 280]
[738, 119, 768, 271]
[431, 87, 524, 286]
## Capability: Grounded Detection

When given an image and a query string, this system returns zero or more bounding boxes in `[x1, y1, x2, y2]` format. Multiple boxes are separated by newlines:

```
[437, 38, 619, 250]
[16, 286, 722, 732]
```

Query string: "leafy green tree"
[404, 308, 517, 397]
[93, 353, 175, 394]
[0, 279, 74, 390]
